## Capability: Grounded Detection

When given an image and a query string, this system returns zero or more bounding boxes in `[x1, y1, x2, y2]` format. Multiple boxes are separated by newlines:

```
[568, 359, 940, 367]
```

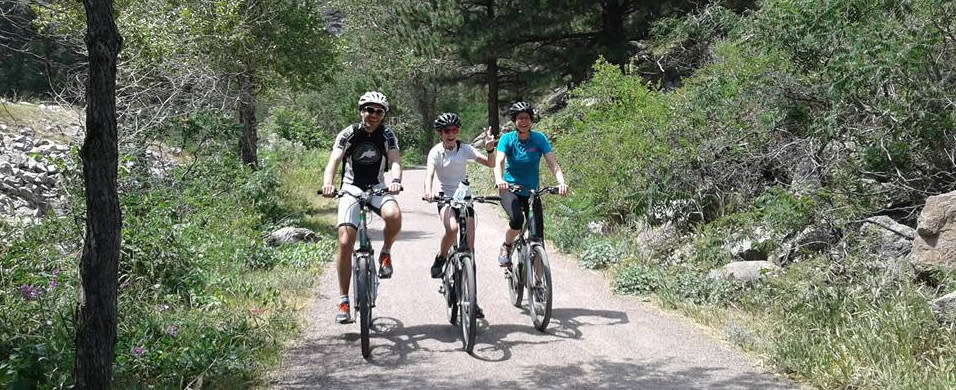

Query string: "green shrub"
[613, 263, 665, 296]
[263, 105, 328, 149]
[579, 239, 627, 270]
[1, 143, 329, 388]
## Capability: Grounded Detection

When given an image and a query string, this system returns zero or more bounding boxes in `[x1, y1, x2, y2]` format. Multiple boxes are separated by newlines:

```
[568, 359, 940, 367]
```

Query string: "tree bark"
[485, 0, 500, 134]
[486, 57, 500, 133]
[600, 0, 628, 66]
[74, 0, 123, 389]
[238, 71, 258, 169]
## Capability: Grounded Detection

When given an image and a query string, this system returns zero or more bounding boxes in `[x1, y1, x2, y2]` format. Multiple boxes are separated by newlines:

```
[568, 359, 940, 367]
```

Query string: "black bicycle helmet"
[433, 112, 461, 130]
[508, 101, 535, 121]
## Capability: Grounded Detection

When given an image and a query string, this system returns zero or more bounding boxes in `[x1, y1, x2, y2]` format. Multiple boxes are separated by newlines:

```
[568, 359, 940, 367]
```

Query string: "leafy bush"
[263, 105, 328, 149]
[579, 239, 627, 270]
[0, 141, 331, 388]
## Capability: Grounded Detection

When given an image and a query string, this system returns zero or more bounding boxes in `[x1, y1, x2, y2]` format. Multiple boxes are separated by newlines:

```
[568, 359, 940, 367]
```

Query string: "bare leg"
[504, 228, 520, 245]
[336, 226, 357, 296]
[380, 201, 402, 252]
[439, 206, 456, 256]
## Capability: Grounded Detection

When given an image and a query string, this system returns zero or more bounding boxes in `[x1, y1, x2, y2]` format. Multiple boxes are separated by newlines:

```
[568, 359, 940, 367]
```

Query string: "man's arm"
[387, 149, 402, 193]
[322, 149, 345, 196]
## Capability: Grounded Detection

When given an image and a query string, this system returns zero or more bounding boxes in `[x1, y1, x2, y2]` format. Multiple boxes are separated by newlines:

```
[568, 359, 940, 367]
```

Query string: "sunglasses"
[362, 106, 386, 115]
[440, 126, 459, 134]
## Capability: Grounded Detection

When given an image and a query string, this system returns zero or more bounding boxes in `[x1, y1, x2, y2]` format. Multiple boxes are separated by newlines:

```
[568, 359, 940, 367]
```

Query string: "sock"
[340, 295, 349, 303]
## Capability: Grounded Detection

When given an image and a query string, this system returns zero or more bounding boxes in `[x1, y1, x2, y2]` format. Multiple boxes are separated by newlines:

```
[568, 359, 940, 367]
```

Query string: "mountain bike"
[427, 194, 499, 353]
[328, 186, 398, 358]
[503, 185, 559, 331]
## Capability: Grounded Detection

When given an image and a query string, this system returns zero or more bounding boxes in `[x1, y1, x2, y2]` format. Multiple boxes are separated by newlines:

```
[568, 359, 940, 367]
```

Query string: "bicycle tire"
[356, 256, 372, 358]
[459, 254, 477, 353]
[507, 244, 524, 307]
[445, 254, 459, 325]
[527, 245, 553, 331]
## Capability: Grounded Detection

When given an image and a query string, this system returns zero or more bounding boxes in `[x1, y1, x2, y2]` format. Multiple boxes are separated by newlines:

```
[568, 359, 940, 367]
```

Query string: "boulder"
[265, 227, 320, 246]
[929, 292, 956, 325]
[708, 261, 779, 282]
[911, 191, 956, 270]
[861, 215, 915, 259]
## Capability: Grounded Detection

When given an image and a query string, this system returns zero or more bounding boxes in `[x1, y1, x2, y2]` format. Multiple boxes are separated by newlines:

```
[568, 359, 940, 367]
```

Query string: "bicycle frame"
[505, 186, 557, 331]
[332, 186, 394, 358]
[430, 194, 498, 352]
[353, 192, 378, 308]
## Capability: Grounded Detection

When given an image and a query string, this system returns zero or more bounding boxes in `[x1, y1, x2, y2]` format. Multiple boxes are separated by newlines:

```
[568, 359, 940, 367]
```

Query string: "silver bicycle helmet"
[433, 112, 461, 130]
[358, 91, 389, 112]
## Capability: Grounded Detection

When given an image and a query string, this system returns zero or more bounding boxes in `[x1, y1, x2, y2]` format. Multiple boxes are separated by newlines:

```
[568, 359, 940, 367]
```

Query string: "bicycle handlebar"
[425, 195, 501, 205]
[319, 187, 402, 199]
[504, 184, 560, 195]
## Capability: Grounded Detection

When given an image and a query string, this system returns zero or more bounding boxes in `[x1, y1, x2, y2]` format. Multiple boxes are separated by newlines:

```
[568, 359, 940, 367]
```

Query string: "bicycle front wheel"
[459, 254, 477, 353]
[355, 256, 372, 358]
[506, 244, 524, 307]
[527, 245, 553, 331]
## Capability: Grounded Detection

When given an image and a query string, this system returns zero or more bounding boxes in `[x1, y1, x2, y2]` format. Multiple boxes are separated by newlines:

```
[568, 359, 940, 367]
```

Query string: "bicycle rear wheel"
[506, 243, 524, 307]
[527, 245, 553, 331]
[459, 254, 477, 353]
[355, 256, 372, 358]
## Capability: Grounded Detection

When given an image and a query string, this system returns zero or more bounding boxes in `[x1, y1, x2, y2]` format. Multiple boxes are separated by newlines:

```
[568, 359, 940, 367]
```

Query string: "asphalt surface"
[271, 168, 797, 390]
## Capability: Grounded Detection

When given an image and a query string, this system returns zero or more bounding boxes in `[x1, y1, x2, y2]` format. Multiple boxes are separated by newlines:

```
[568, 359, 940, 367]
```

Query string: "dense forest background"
[1, 0, 955, 388]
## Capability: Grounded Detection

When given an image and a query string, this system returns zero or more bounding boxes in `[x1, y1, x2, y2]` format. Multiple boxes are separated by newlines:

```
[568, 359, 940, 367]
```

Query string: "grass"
[0, 100, 82, 142]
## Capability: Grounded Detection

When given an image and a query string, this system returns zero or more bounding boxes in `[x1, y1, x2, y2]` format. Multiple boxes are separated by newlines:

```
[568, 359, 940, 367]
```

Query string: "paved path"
[271, 168, 796, 390]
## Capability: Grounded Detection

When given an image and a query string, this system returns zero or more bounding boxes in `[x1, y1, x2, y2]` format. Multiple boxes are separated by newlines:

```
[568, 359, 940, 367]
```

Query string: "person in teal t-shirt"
[493, 101, 568, 266]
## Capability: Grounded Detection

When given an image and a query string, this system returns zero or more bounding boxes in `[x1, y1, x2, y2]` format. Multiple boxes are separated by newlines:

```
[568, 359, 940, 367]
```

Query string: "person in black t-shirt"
[321, 91, 403, 324]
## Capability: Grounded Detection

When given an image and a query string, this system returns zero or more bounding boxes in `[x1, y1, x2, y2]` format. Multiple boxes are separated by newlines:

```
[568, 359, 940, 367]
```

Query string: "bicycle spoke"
[528, 245, 553, 331]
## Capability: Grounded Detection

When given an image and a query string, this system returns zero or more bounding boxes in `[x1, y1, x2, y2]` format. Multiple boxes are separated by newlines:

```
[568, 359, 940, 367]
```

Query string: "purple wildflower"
[52, 268, 61, 275]
[165, 325, 179, 337]
[158, 303, 170, 312]
[19, 285, 40, 301]
[48, 278, 58, 289]
[120, 279, 131, 289]
[131, 347, 145, 358]
[249, 306, 262, 316]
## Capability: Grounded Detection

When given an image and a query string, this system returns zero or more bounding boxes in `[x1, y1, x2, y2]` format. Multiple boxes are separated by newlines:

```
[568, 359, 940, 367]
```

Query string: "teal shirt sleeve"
[496, 132, 511, 153]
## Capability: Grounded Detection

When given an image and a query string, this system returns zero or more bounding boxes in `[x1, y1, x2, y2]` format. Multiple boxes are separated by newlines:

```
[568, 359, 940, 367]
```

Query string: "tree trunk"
[601, 0, 627, 66]
[485, 0, 500, 135]
[74, 0, 123, 389]
[238, 71, 258, 169]
[486, 57, 500, 134]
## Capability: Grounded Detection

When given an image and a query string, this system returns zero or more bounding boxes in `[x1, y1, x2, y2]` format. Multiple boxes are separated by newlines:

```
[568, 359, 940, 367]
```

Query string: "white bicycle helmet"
[358, 91, 389, 112]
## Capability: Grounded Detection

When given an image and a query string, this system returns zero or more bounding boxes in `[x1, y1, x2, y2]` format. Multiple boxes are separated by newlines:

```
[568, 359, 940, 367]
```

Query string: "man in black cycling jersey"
[321, 91, 403, 324]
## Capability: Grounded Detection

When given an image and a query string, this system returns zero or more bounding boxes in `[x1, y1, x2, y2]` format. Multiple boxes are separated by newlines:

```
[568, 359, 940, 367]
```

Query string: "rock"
[22, 171, 40, 185]
[861, 215, 915, 259]
[929, 292, 956, 325]
[708, 261, 779, 282]
[265, 227, 319, 246]
[911, 191, 956, 270]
